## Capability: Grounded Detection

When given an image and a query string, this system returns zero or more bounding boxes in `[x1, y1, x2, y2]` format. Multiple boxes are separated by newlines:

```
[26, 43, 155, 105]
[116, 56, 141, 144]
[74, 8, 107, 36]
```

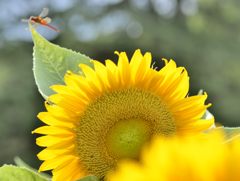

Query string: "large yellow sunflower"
[33, 50, 214, 181]
[107, 131, 240, 181]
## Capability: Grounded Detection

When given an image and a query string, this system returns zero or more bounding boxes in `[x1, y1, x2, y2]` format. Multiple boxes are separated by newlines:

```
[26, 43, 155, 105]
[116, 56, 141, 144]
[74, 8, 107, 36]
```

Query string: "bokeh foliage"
[0, 0, 240, 168]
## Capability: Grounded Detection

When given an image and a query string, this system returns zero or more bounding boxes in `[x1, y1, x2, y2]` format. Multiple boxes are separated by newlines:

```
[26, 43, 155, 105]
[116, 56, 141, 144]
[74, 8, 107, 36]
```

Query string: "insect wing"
[39, 7, 49, 18]
[21, 18, 29, 23]
[42, 17, 52, 24]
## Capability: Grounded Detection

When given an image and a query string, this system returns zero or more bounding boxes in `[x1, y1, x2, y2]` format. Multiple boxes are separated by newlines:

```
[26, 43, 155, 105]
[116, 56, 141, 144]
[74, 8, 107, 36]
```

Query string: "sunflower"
[107, 131, 240, 181]
[33, 49, 214, 181]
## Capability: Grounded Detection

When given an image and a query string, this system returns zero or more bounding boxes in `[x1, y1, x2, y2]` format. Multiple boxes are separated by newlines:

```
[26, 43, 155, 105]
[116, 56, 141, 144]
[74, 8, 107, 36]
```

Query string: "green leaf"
[31, 26, 92, 99]
[14, 157, 30, 168]
[0, 165, 48, 181]
[77, 175, 100, 181]
[14, 157, 51, 180]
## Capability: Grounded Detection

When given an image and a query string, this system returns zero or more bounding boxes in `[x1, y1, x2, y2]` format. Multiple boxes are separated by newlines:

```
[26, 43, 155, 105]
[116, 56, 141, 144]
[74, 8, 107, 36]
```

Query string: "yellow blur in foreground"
[107, 131, 240, 181]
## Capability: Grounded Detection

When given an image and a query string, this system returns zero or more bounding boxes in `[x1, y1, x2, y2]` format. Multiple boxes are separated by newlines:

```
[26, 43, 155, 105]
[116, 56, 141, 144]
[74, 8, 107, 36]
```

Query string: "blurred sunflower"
[107, 131, 240, 181]
[33, 50, 214, 181]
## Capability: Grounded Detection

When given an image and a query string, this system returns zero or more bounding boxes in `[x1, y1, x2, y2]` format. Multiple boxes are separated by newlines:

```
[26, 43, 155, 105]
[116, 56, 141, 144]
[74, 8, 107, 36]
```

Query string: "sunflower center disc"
[75, 88, 176, 177]
[106, 118, 151, 160]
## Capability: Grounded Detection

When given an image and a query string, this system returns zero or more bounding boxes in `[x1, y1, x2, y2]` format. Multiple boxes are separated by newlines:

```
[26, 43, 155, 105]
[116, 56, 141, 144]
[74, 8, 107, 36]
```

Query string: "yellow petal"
[37, 112, 74, 128]
[39, 155, 75, 171]
[32, 126, 74, 136]
[37, 145, 75, 160]
[36, 135, 74, 147]
[52, 158, 84, 181]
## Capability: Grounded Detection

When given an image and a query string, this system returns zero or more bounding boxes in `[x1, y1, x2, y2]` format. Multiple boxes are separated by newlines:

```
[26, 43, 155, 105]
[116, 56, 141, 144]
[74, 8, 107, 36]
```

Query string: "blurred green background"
[0, 0, 240, 168]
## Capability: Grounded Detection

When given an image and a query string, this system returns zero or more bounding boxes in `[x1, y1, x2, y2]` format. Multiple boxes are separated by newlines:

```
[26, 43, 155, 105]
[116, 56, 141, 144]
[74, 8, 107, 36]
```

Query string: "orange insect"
[22, 8, 60, 32]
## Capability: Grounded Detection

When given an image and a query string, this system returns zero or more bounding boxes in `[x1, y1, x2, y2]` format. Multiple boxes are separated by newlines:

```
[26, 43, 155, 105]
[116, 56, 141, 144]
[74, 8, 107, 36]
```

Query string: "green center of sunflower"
[75, 88, 175, 177]
[106, 118, 151, 160]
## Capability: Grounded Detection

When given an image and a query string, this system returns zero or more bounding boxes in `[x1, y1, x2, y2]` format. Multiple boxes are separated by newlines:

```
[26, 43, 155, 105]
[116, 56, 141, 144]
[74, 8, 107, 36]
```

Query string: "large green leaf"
[31, 26, 92, 99]
[14, 157, 51, 180]
[0, 165, 48, 181]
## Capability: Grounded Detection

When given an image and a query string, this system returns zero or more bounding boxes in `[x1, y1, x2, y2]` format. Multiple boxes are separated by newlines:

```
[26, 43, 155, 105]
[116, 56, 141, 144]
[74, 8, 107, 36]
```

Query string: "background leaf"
[31, 26, 92, 99]
[0, 165, 48, 181]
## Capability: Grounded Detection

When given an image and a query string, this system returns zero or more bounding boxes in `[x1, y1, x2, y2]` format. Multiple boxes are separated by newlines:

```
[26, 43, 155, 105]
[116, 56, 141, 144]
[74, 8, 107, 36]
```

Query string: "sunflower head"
[33, 49, 214, 180]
